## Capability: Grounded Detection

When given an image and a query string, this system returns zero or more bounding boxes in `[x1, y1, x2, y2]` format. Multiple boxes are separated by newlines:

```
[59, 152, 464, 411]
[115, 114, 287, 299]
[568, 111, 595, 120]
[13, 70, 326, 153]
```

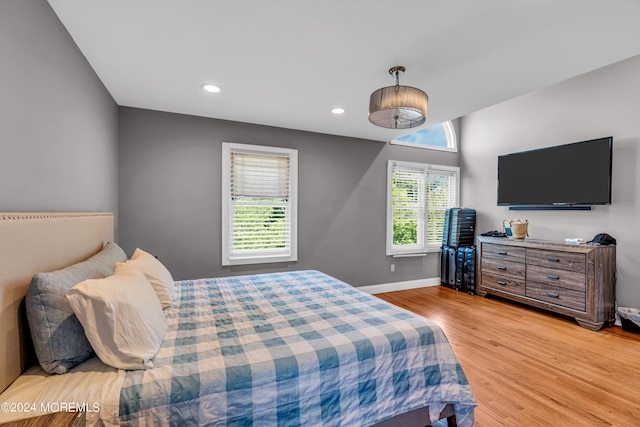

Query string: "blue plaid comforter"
[119, 270, 476, 426]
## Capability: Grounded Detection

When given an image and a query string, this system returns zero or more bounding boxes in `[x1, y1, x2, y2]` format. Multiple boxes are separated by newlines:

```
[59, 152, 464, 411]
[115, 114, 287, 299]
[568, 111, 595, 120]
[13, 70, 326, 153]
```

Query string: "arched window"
[390, 120, 457, 152]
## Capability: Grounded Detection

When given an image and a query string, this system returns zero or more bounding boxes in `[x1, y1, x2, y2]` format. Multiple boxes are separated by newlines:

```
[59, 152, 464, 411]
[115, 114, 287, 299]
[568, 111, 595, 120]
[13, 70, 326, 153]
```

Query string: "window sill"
[392, 253, 427, 258]
[222, 254, 297, 266]
[388, 247, 441, 257]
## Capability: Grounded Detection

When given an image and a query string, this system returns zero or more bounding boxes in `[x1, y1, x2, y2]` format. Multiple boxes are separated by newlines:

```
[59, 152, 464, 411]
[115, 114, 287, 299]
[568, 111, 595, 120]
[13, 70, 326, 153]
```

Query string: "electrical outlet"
[390, 263, 395, 272]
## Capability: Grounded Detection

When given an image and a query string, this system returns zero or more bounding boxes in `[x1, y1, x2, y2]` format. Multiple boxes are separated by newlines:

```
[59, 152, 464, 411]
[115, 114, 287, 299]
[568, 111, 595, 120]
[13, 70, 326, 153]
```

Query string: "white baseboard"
[358, 277, 441, 295]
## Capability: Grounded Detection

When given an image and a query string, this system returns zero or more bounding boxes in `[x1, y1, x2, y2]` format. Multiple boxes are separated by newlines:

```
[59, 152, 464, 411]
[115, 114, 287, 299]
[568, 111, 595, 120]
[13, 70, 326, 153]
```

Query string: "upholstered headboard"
[0, 212, 114, 393]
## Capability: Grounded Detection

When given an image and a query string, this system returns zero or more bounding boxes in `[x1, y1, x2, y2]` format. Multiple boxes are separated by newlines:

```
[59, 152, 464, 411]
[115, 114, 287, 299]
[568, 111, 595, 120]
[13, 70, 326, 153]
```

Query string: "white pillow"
[124, 248, 175, 308]
[66, 263, 168, 370]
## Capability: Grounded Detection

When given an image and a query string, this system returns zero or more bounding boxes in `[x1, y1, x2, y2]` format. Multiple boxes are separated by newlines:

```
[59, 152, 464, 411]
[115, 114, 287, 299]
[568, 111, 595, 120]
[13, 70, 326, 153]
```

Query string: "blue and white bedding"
[119, 270, 476, 426]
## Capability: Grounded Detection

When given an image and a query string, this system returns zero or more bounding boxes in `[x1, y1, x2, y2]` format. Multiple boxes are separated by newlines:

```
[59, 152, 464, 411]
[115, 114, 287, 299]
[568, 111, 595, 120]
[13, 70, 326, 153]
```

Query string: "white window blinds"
[390, 164, 428, 251]
[230, 152, 290, 199]
[222, 143, 298, 266]
[387, 160, 459, 255]
[426, 168, 458, 245]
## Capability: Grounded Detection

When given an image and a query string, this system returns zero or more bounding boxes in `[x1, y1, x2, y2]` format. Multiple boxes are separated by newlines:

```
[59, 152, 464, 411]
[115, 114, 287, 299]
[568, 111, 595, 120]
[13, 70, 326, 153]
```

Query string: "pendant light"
[368, 66, 428, 129]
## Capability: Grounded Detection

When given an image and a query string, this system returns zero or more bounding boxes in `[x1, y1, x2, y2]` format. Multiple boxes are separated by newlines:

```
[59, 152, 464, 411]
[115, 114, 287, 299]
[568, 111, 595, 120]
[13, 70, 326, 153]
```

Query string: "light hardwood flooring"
[376, 286, 640, 427]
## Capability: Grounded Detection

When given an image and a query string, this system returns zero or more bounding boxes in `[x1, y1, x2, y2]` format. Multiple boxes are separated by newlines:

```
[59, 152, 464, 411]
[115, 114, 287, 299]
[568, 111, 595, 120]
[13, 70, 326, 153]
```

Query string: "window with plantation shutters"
[222, 143, 298, 266]
[387, 160, 459, 255]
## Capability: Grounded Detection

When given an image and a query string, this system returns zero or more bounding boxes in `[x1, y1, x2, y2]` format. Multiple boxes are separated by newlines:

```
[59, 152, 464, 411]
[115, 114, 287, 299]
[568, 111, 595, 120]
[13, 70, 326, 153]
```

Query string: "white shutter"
[426, 168, 459, 245]
[390, 163, 427, 252]
[387, 160, 459, 255]
[222, 143, 298, 265]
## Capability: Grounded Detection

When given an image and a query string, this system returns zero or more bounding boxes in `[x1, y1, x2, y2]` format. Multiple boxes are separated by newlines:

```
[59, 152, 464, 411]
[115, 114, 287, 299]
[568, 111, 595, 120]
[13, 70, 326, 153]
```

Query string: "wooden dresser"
[476, 236, 616, 330]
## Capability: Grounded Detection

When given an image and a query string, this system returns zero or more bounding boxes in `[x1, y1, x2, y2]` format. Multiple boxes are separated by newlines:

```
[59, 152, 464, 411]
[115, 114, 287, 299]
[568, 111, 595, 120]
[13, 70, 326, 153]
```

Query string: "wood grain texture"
[0, 411, 85, 427]
[525, 281, 585, 311]
[481, 243, 526, 261]
[481, 258, 526, 279]
[481, 271, 525, 296]
[477, 237, 616, 330]
[377, 286, 640, 426]
[526, 264, 586, 292]
[526, 248, 586, 273]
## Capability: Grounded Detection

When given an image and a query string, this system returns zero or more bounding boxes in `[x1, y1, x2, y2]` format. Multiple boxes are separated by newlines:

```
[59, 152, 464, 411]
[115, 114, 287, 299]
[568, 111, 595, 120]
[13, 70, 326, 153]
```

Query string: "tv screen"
[497, 137, 612, 206]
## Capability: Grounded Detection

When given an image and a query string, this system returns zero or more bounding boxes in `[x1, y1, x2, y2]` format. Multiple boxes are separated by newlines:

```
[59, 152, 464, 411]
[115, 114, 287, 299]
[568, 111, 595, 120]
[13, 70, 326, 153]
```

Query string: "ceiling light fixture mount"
[368, 66, 428, 129]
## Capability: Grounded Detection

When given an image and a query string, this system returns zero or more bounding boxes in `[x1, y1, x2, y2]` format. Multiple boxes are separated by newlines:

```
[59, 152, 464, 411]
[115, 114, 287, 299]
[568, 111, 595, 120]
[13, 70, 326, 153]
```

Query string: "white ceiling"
[47, 0, 640, 142]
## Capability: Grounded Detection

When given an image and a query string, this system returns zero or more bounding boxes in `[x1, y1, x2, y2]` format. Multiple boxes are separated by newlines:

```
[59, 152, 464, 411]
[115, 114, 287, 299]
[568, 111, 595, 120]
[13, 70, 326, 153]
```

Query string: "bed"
[0, 213, 476, 426]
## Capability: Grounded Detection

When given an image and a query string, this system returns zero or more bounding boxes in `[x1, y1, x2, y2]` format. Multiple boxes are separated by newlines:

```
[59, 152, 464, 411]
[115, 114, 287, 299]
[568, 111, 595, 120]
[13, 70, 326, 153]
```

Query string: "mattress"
[119, 270, 476, 426]
[0, 270, 476, 426]
[0, 357, 124, 426]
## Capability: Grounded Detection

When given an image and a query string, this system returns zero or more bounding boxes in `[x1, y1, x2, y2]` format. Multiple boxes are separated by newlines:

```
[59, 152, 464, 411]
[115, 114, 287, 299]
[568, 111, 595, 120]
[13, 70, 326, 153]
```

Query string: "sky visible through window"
[395, 123, 448, 147]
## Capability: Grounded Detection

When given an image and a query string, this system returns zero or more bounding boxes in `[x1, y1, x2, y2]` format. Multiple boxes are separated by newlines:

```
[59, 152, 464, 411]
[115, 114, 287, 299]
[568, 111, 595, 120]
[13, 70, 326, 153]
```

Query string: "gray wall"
[0, 0, 118, 214]
[460, 55, 640, 308]
[119, 107, 459, 285]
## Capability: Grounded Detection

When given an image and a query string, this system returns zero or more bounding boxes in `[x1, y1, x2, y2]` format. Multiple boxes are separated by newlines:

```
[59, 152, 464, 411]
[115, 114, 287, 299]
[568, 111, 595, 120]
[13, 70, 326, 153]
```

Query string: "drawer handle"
[498, 251, 507, 255]
[547, 275, 560, 280]
[547, 257, 560, 262]
[497, 266, 507, 270]
[546, 292, 559, 298]
[497, 281, 507, 286]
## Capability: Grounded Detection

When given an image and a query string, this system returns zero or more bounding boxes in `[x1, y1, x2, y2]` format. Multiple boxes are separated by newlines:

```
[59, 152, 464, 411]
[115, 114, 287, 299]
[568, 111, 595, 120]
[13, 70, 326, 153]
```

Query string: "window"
[386, 160, 459, 255]
[222, 142, 298, 266]
[390, 120, 457, 152]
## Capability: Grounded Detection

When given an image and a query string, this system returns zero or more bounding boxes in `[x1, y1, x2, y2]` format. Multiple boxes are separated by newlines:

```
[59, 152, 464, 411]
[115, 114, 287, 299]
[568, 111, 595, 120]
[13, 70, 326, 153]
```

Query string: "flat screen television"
[497, 137, 612, 207]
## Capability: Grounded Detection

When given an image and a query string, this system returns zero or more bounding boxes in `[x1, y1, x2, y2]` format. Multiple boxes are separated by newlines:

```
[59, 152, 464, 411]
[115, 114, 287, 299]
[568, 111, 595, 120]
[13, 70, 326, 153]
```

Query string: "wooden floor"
[376, 286, 640, 427]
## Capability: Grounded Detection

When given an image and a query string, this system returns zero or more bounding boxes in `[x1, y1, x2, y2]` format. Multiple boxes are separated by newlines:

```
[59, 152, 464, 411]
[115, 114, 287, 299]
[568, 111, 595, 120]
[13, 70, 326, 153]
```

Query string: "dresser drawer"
[526, 264, 586, 292]
[526, 249, 586, 273]
[481, 257, 525, 279]
[482, 243, 526, 262]
[525, 281, 586, 311]
[481, 271, 525, 295]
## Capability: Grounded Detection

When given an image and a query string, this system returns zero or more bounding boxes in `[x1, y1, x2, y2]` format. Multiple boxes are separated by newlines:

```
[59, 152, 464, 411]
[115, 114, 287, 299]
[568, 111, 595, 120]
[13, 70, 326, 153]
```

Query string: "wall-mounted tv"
[497, 137, 613, 208]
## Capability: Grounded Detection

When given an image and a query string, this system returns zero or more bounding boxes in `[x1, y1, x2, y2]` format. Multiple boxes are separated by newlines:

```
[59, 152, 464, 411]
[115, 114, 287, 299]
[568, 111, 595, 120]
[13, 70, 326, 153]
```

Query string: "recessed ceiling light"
[331, 107, 345, 114]
[202, 84, 221, 93]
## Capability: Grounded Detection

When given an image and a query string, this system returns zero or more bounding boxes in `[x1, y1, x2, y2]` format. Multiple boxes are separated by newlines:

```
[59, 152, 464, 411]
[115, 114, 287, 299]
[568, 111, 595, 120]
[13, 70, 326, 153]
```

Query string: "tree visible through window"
[391, 167, 424, 248]
[387, 160, 459, 255]
[233, 203, 287, 250]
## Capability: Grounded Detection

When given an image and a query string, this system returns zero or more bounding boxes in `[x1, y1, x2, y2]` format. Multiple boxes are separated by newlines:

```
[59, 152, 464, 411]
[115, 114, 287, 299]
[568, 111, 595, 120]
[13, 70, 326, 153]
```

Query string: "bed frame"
[0, 212, 114, 394]
[0, 212, 457, 426]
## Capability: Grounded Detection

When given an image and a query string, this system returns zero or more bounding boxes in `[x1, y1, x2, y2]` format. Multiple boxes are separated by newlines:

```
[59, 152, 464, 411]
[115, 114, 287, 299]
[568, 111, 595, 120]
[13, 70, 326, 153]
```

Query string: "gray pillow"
[26, 242, 128, 374]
